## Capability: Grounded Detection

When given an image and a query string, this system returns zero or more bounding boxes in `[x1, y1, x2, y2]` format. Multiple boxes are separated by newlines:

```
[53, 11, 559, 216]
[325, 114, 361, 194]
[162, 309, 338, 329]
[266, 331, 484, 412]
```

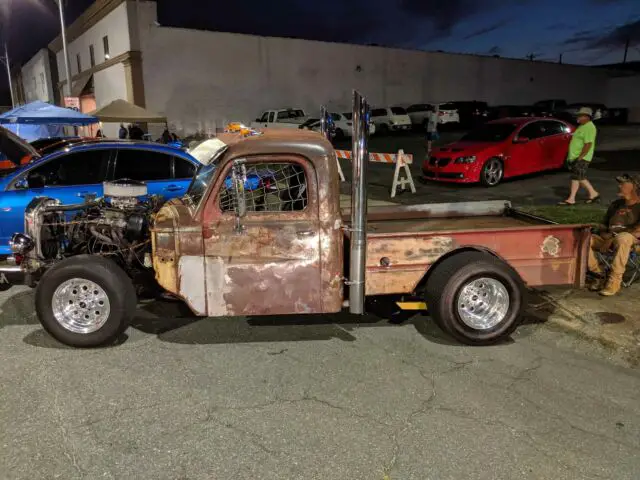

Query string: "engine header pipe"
[349, 90, 369, 314]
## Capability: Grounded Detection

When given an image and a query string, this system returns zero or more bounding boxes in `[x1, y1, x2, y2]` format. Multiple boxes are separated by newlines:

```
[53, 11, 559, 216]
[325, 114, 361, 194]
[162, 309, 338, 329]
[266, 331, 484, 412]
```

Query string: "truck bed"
[367, 214, 538, 234]
[341, 201, 590, 296]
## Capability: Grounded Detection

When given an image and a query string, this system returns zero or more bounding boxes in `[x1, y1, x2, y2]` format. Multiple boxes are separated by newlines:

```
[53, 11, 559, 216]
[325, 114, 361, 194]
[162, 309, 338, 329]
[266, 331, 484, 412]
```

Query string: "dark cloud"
[546, 22, 571, 31]
[463, 20, 510, 40]
[562, 19, 640, 50]
[399, 0, 487, 33]
[160, 0, 510, 48]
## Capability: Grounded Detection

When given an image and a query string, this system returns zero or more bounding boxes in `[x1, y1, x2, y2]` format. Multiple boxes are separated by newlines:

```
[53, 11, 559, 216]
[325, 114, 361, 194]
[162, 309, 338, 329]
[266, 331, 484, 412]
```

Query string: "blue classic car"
[0, 131, 201, 257]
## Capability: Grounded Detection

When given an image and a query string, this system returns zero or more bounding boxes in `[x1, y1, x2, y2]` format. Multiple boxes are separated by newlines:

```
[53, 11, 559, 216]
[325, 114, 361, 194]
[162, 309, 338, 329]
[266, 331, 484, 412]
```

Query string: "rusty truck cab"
[151, 129, 345, 317]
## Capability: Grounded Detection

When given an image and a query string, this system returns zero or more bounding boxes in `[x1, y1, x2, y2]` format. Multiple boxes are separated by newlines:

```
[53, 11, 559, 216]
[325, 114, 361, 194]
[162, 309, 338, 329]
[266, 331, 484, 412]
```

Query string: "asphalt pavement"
[1, 287, 639, 479]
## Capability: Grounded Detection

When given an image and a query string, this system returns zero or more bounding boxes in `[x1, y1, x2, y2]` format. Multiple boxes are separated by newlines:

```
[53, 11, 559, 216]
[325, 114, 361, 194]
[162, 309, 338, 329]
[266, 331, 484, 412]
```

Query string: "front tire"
[35, 255, 137, 348]
[425, 251, 524, 345]
[480, 158, 504, 187]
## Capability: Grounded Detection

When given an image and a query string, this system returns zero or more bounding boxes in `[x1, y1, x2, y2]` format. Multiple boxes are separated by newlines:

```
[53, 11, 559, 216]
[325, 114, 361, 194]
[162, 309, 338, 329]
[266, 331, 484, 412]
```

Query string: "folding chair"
[595, 244, 640, 288]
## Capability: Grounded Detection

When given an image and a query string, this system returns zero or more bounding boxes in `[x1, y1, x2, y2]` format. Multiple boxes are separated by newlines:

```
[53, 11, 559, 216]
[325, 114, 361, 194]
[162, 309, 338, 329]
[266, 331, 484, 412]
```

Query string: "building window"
[103, 35, 110, 59]
[40, 73, 45, 95]
[89, 45, 95, 67]
[76, 54, 81, 74]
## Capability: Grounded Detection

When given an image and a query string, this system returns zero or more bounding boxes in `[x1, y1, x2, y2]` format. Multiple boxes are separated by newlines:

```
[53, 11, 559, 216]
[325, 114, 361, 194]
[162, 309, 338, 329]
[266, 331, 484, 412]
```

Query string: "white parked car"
[435, 103, 460, 125]
[250, 108, 308, 129]
[334, 113, 376, 137]
[370, 107, 412, 133]
[300, 113, 376, 139]
[406, 104, 434, 127]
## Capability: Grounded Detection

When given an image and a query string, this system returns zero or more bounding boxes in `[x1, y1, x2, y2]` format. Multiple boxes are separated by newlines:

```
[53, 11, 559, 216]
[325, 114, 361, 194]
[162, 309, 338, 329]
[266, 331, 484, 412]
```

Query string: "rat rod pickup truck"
[1, 92, 590, 348]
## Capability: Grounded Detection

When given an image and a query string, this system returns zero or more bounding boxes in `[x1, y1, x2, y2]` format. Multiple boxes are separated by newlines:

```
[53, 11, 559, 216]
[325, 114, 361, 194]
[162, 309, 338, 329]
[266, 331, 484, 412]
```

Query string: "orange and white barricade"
[334, 149, 416, 198]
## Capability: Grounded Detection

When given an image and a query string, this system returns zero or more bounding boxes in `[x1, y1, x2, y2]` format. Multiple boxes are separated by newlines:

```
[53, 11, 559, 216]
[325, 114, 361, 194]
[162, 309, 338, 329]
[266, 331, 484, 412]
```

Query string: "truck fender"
[413, 245, 524, 293]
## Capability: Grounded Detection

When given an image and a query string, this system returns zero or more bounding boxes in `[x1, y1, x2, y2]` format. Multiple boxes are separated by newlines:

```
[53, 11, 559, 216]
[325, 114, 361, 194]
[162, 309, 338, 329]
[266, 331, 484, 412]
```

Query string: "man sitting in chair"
[589, 174, 640, 296]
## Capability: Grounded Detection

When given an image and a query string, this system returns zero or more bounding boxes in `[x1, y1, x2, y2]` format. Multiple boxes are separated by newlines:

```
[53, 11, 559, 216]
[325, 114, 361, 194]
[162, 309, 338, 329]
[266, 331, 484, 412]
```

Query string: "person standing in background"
[559, 107, 599, 205]
[118, 124, 127, 139]
[425, 105, 439, 158]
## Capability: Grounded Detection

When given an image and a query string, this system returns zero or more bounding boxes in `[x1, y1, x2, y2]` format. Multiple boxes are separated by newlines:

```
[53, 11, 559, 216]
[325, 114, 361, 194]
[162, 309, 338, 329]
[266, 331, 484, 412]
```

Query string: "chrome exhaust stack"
[320, 105, 329, 139]
[348, 90, 370, 314]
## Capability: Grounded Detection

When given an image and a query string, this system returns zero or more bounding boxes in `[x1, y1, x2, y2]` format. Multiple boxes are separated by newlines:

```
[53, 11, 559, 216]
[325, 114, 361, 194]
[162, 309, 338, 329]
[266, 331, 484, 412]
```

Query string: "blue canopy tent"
[0, 101, 98, 142]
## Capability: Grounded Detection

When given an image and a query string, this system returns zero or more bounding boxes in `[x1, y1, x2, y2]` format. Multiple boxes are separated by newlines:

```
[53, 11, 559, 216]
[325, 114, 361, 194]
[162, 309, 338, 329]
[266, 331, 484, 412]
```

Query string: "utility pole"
[558, 53, 563, 64]
[623, 36, 630, 64]
[56, 0, 73, 101]
[2, 42, 15, 108]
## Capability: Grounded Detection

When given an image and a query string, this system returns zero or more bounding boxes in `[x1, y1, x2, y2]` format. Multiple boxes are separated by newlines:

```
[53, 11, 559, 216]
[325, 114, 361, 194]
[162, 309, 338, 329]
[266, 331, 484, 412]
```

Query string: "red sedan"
[423, 117, 574, 186]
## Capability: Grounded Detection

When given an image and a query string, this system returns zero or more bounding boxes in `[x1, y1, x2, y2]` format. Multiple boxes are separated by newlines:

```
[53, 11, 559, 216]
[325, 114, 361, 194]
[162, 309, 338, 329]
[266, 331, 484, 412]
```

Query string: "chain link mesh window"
[220, 162, 308, 213]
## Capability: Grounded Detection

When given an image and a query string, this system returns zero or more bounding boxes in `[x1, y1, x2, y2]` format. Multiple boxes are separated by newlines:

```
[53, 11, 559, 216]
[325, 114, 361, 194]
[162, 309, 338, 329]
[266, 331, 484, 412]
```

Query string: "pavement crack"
[211, 419, 281, 456]
[207, 394, 392, 428]
[52, 395, 84, 478]
[382, 365, 438, 478]
[507, 356, 544, 389]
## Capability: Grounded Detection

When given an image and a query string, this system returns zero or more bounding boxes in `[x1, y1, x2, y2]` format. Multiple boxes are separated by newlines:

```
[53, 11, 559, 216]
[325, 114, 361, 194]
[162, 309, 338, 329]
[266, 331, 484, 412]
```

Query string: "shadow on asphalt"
[4, 287, 544, 349]
[0, 289, 38, 328]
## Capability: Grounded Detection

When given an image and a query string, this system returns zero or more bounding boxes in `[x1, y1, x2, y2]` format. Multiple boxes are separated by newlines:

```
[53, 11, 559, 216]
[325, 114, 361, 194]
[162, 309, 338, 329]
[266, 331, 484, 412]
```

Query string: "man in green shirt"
[559, 107, 599, 205]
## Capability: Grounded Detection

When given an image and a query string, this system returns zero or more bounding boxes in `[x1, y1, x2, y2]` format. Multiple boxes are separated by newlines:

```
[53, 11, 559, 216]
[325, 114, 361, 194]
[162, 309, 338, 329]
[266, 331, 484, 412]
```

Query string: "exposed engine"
[23, 180, 163, 276]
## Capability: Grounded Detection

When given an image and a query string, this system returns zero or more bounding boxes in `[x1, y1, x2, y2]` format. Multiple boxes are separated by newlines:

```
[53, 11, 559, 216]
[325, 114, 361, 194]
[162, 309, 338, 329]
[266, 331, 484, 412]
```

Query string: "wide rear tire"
[425, 251, 524, 345]
[35, 255, 137, 348]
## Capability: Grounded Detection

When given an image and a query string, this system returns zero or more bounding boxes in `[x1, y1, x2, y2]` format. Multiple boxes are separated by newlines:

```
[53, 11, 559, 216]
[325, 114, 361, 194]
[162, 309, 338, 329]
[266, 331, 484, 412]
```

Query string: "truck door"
[201, 155, 323, 316]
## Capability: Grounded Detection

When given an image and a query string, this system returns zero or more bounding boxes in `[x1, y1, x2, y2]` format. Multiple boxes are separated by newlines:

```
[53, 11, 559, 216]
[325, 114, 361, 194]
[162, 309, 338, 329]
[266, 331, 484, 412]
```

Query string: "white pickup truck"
[250, 108, 308, 129]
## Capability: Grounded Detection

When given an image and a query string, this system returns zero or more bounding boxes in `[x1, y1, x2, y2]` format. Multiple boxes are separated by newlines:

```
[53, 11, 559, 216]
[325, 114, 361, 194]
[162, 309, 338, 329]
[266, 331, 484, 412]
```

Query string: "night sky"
[1, 0, 639, 103]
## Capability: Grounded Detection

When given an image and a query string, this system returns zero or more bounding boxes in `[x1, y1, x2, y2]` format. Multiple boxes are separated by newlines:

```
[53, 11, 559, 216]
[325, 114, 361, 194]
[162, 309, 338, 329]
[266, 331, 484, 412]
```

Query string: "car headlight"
[9, 233, 34, 255]
[454, 155, 477, 164]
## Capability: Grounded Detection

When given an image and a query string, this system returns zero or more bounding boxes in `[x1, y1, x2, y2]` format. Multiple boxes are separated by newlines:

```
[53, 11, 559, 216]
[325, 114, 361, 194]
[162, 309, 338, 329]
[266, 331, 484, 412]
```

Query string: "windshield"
[186, 163, 217, 206]
[342, 113, 353, 120]
[185, 145, 228, 205]
[390, 107, 407, 115]
[0, 126, 40, 165]
[277, 109, 305, 120]
[461, 123, 518, 142]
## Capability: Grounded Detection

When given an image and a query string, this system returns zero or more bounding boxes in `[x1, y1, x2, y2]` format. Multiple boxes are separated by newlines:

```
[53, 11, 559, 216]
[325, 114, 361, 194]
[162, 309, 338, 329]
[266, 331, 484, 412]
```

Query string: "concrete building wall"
[136, 2, 611, 135]
[606, 75, 640, 122]
[20, 49, 56, 104]
[55, 2, 131, 84]
[93, 63, 129, 137]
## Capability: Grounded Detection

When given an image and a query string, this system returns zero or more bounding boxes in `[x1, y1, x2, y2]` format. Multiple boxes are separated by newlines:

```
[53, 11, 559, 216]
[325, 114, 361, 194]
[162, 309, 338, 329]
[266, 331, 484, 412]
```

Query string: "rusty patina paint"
[149, 129, 588, 317]
[365, 235, 456, 295]
[362, 224, 589, 295]
[152, 130, 343, 317]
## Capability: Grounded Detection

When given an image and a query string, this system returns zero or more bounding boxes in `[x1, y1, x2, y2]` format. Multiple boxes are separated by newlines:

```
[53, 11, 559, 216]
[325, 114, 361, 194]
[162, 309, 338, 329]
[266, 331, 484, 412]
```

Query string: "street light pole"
[56, 0, 72, 100]
[3, 42, 15, 108]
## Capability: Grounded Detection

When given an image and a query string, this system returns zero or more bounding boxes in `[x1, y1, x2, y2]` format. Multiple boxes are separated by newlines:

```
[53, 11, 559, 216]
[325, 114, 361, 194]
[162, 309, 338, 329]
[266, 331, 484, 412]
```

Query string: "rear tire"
[334, 128, 345, 140]
[425, 251, 524, 345]
[480, 158, 504, 187]
[35, 255, 137, 348]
